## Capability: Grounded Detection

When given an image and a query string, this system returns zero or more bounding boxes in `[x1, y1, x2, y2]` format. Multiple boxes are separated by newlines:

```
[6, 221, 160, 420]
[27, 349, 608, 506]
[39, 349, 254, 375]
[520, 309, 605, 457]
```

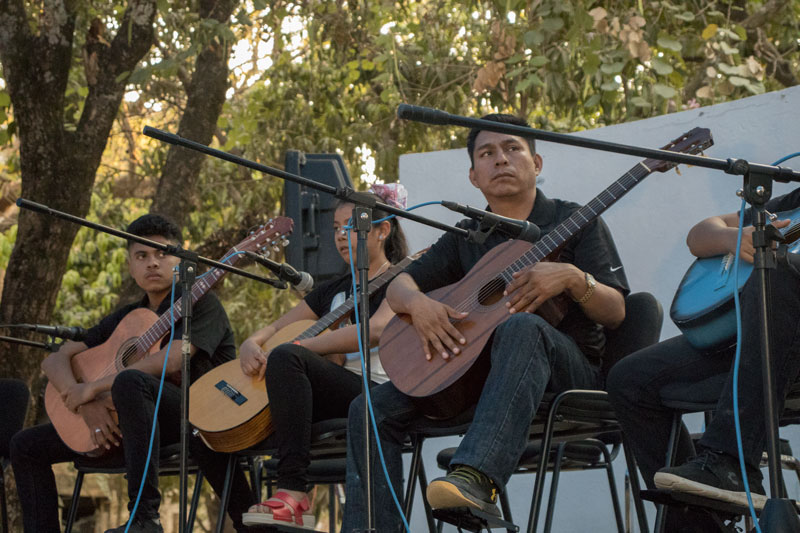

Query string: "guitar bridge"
[215, 380, 248, 405]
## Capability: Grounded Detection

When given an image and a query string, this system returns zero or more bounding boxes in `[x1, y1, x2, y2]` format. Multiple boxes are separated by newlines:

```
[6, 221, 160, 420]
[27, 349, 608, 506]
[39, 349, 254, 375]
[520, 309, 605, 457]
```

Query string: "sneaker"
[654, 448, 767, 510]
[104, 516, 163, 533]
[426, 464, 501, 516]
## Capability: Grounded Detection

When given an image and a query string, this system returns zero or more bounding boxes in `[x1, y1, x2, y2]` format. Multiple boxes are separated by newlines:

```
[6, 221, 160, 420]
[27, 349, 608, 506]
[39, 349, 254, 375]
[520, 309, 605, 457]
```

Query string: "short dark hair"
[125, 213, 182, 248]
[466, 113, 536, 168]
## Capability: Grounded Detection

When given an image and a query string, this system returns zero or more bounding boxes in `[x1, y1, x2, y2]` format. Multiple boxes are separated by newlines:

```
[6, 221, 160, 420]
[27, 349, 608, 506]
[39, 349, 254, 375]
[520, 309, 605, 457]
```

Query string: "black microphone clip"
[441, 201, 541, 244]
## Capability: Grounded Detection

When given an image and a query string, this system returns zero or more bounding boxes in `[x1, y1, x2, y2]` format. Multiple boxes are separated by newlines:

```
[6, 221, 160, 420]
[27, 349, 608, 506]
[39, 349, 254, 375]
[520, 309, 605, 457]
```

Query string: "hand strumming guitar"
[503, 262, 585, 314]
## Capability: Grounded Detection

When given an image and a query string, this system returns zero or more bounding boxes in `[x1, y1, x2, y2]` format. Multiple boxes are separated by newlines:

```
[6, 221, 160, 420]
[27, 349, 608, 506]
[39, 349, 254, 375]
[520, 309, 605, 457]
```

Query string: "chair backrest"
[0, 379, 30, 458]
[602, 292, 664, 376]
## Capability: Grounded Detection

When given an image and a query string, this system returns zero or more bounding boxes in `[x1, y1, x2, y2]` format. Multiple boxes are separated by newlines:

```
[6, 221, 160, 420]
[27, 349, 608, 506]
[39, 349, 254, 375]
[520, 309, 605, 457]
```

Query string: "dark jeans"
[607, 264, 800, 489]
[10, 369, 253, 532]
[264, 343, 368, 492]
[341, 313, 602, 533]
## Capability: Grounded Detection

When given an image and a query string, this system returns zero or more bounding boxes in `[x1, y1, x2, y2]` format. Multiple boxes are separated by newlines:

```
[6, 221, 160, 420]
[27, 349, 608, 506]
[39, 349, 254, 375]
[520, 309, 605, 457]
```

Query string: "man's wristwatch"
[573, 272, 596, 304]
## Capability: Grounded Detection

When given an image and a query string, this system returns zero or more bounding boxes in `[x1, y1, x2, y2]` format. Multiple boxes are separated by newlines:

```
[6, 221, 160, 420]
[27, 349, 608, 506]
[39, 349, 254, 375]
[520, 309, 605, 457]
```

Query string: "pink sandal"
[242, 490, 315, 529]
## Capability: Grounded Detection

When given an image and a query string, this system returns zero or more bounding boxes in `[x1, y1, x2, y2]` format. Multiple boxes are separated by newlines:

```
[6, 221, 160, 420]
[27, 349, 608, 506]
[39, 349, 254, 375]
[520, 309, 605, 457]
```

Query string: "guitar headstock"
[234, 216, 294, 255]
[646, 127, 714, 173]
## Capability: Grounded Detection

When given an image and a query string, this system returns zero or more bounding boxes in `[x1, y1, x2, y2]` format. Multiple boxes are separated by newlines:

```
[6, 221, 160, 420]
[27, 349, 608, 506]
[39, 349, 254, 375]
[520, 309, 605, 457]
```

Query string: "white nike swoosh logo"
[610, 265, 623, 272]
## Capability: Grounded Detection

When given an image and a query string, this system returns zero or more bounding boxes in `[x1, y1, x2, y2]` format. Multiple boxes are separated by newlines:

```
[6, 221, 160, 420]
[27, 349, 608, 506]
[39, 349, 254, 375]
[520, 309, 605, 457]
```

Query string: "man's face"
[468, 130, 542, 200]
[128, 236, 181, 294]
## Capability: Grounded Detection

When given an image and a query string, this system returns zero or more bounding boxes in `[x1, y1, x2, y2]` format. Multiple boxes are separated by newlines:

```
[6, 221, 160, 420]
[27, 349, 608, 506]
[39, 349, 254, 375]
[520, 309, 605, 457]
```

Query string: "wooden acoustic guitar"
[670, 207, 800, 349]
[45, 218, 293, 455]
[379, 128, 713, 420]
[190, 254, 418, 452]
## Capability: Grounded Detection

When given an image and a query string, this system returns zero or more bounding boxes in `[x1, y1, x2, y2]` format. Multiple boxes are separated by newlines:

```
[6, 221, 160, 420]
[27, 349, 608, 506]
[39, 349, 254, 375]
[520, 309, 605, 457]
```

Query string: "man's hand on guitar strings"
[239, 338, 268, 380]
[504, 263, 583, 313]
[406, 293, 467, 360]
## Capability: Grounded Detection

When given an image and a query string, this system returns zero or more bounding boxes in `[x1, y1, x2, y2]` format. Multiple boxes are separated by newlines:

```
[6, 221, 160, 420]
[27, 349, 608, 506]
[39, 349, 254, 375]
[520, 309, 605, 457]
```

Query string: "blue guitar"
[670, 207, 800, 350]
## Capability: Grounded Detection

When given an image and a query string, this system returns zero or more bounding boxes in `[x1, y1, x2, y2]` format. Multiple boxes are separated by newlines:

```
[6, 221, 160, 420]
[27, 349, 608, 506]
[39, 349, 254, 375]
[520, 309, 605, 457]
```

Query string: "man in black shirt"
[10, 214, 253, 533]
[342, 114, 629, 532]
[607, 189, 800, 531]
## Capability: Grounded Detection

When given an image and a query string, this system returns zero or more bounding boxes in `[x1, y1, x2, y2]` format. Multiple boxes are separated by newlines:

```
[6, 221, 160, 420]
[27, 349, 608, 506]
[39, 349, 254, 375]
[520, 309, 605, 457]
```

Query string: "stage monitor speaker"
[283, 151, 353, 287]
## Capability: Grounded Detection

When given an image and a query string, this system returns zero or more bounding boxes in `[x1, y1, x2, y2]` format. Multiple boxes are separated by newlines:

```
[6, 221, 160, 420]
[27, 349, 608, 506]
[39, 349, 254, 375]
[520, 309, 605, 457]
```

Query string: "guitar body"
[380, 239, 536, 419]
[189, 320, 318, 452]
[671, 207, 800, 349]
[45, 308, 160, 455]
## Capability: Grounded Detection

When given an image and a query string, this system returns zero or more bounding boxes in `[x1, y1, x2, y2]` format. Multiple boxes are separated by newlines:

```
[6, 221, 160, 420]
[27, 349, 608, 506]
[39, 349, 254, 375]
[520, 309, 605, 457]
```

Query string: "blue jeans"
[342, 313, 601, 532]
[607, 264, 800, 488]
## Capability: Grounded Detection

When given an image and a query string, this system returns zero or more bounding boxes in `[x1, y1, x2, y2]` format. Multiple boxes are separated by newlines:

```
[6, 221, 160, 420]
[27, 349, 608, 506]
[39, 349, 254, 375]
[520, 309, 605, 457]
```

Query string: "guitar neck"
[135, 249, 241, 351]
[294, 256, 415, 340]
[502, 162, 653, 279]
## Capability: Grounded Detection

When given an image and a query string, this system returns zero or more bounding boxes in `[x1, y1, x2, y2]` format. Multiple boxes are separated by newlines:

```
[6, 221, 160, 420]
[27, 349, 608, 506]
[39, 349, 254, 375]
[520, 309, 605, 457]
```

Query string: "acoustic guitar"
[670, 207, 800, 349]
[379, 128, 713, 419]
[45, 218, 293, 455]
[190, 254, 418, 452]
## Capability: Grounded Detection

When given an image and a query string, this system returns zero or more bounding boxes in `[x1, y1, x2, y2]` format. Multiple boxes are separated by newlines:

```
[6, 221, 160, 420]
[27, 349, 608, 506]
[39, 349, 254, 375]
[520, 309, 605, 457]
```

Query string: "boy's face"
[127, 236, 181, 294]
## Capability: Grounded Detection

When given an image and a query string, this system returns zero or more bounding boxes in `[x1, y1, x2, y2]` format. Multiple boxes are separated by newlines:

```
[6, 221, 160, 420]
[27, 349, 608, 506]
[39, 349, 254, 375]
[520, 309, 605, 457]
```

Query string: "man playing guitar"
[342, 114, 629, 531]
[607, 189, 800, 531]
[10, 214, 254, 533]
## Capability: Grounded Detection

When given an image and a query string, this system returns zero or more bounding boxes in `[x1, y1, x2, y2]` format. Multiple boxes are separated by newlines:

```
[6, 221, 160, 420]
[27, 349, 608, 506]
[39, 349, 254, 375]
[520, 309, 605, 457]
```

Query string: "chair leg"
[498, 490, 514, 533]
[416, 454, 438, 533]
[543, 443, 567, 533]
[215, 455, 236, 533]
[526, 395, 564, 533]
[654, 413, 682, 533]
[65, 471, 85, 533]
[597, 441, 625, 533]
[186, 470, 203, 532]
[404, 435, 423, 518]
[622, 437, 650, 533]
[1, 467, 7, 533]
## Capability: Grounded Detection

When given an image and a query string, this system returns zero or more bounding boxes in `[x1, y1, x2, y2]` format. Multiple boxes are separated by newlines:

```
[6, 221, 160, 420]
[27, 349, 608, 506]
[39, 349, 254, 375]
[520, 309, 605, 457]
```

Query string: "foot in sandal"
[242, 490, 315, 529]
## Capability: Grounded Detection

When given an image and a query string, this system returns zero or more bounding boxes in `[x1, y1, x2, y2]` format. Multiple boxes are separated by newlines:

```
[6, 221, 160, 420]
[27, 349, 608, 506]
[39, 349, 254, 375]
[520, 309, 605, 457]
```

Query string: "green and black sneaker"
[426, 464, 501, 516]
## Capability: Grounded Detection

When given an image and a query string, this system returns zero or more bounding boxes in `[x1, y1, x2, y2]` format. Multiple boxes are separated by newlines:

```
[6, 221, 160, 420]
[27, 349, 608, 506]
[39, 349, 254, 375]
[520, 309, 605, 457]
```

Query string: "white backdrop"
[395, 85, 800, 532]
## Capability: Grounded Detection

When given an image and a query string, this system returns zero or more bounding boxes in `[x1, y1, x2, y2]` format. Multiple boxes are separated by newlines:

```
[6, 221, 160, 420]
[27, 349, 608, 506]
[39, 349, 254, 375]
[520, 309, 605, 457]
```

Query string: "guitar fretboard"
[295, 255, 416, 340]
[498, 162, 653, 282]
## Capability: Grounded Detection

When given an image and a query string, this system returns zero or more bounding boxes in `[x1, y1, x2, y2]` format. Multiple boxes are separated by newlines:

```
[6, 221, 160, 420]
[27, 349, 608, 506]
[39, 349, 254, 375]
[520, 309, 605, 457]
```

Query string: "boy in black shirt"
[10, 214, 253, 533]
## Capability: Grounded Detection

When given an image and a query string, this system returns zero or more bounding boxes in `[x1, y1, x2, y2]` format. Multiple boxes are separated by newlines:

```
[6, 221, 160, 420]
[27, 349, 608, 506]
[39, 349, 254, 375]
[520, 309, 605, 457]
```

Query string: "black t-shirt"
[304, 273, 388, 319]
[404, 189, 630, 361]
[84, 289, 236, 383]
[741, 187, 800, 226]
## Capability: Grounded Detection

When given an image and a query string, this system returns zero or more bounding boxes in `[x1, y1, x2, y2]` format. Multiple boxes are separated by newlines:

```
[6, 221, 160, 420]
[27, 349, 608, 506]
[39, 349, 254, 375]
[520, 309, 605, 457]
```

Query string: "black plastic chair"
[0, 379, 30, 533]
[520, 292, 663, 533]
[65, 443, 203, 533]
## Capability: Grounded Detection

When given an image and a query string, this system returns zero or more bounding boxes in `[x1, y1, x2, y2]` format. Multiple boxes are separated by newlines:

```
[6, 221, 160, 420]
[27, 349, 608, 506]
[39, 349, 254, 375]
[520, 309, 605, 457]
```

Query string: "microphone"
[244, 251, 314, 291]
[397, 104, 453, 125]
[441, 201, 541, 244]
[10, 324, 88, 341]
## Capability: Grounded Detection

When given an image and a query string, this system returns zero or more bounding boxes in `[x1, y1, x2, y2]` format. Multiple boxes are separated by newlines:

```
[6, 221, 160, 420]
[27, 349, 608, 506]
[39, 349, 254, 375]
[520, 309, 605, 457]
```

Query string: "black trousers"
[10, 369, 254, 532]
[264, 343, 368, 492]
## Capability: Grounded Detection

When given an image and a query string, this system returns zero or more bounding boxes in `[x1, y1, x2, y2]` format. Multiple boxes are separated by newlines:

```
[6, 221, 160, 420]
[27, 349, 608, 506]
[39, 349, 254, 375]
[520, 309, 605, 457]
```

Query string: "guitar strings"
[445, 167, 647, 317]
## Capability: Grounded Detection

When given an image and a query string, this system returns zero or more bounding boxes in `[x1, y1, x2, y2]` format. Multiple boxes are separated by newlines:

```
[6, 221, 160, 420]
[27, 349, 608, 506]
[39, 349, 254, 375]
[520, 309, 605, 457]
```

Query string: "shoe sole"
[242, 511, 316, 529]
[427, 479, 501, 517]
[654, 472, 768, 510]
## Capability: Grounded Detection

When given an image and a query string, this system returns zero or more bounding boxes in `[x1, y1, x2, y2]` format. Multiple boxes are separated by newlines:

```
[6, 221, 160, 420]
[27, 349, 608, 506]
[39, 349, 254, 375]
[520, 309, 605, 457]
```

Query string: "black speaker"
[283, 151, 354, 286]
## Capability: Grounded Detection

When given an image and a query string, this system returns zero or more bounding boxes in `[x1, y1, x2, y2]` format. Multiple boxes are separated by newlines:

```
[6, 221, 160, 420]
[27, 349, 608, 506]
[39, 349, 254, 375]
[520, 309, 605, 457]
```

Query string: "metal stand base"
[432, 507, 519, 532]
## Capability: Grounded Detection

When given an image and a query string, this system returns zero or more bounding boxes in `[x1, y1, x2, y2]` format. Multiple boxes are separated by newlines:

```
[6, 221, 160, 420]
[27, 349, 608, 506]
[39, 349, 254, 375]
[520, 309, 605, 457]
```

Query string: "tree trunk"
[150, 0, 239, 228]
[0, 0, 156, 405]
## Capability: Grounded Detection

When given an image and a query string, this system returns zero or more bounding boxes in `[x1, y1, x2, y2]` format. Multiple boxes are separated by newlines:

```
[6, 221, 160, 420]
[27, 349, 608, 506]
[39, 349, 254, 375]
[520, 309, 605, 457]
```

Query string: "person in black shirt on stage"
[238, 188, 409, 530]
[342, 114, 629, 532]
[10, 214, 253, 533]
[607, 188, 800, 531]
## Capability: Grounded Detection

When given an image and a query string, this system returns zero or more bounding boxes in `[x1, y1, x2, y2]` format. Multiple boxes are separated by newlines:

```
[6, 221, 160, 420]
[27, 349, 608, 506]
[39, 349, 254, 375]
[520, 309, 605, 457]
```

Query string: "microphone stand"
[15, 198, 285, 533]
[141, 126, 487, 532]
[0, 334, 60, 352]
[395, 105, 800, 531]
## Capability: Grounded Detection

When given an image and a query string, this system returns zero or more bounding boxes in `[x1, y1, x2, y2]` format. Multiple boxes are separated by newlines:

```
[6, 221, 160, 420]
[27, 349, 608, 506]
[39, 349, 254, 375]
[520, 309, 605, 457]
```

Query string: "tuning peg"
[281, 238, 289, 247]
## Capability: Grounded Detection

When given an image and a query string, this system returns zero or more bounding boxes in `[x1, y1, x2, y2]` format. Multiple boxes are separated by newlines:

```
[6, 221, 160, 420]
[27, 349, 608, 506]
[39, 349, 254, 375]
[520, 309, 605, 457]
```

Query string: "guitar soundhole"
[116, 340, 142, 371]
[478, 278, 506, 307]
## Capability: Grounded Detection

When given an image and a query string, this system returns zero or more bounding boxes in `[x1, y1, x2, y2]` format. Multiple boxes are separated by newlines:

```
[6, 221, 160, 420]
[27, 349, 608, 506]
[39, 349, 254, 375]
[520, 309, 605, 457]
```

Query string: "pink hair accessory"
[369, 183, 408, 210]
